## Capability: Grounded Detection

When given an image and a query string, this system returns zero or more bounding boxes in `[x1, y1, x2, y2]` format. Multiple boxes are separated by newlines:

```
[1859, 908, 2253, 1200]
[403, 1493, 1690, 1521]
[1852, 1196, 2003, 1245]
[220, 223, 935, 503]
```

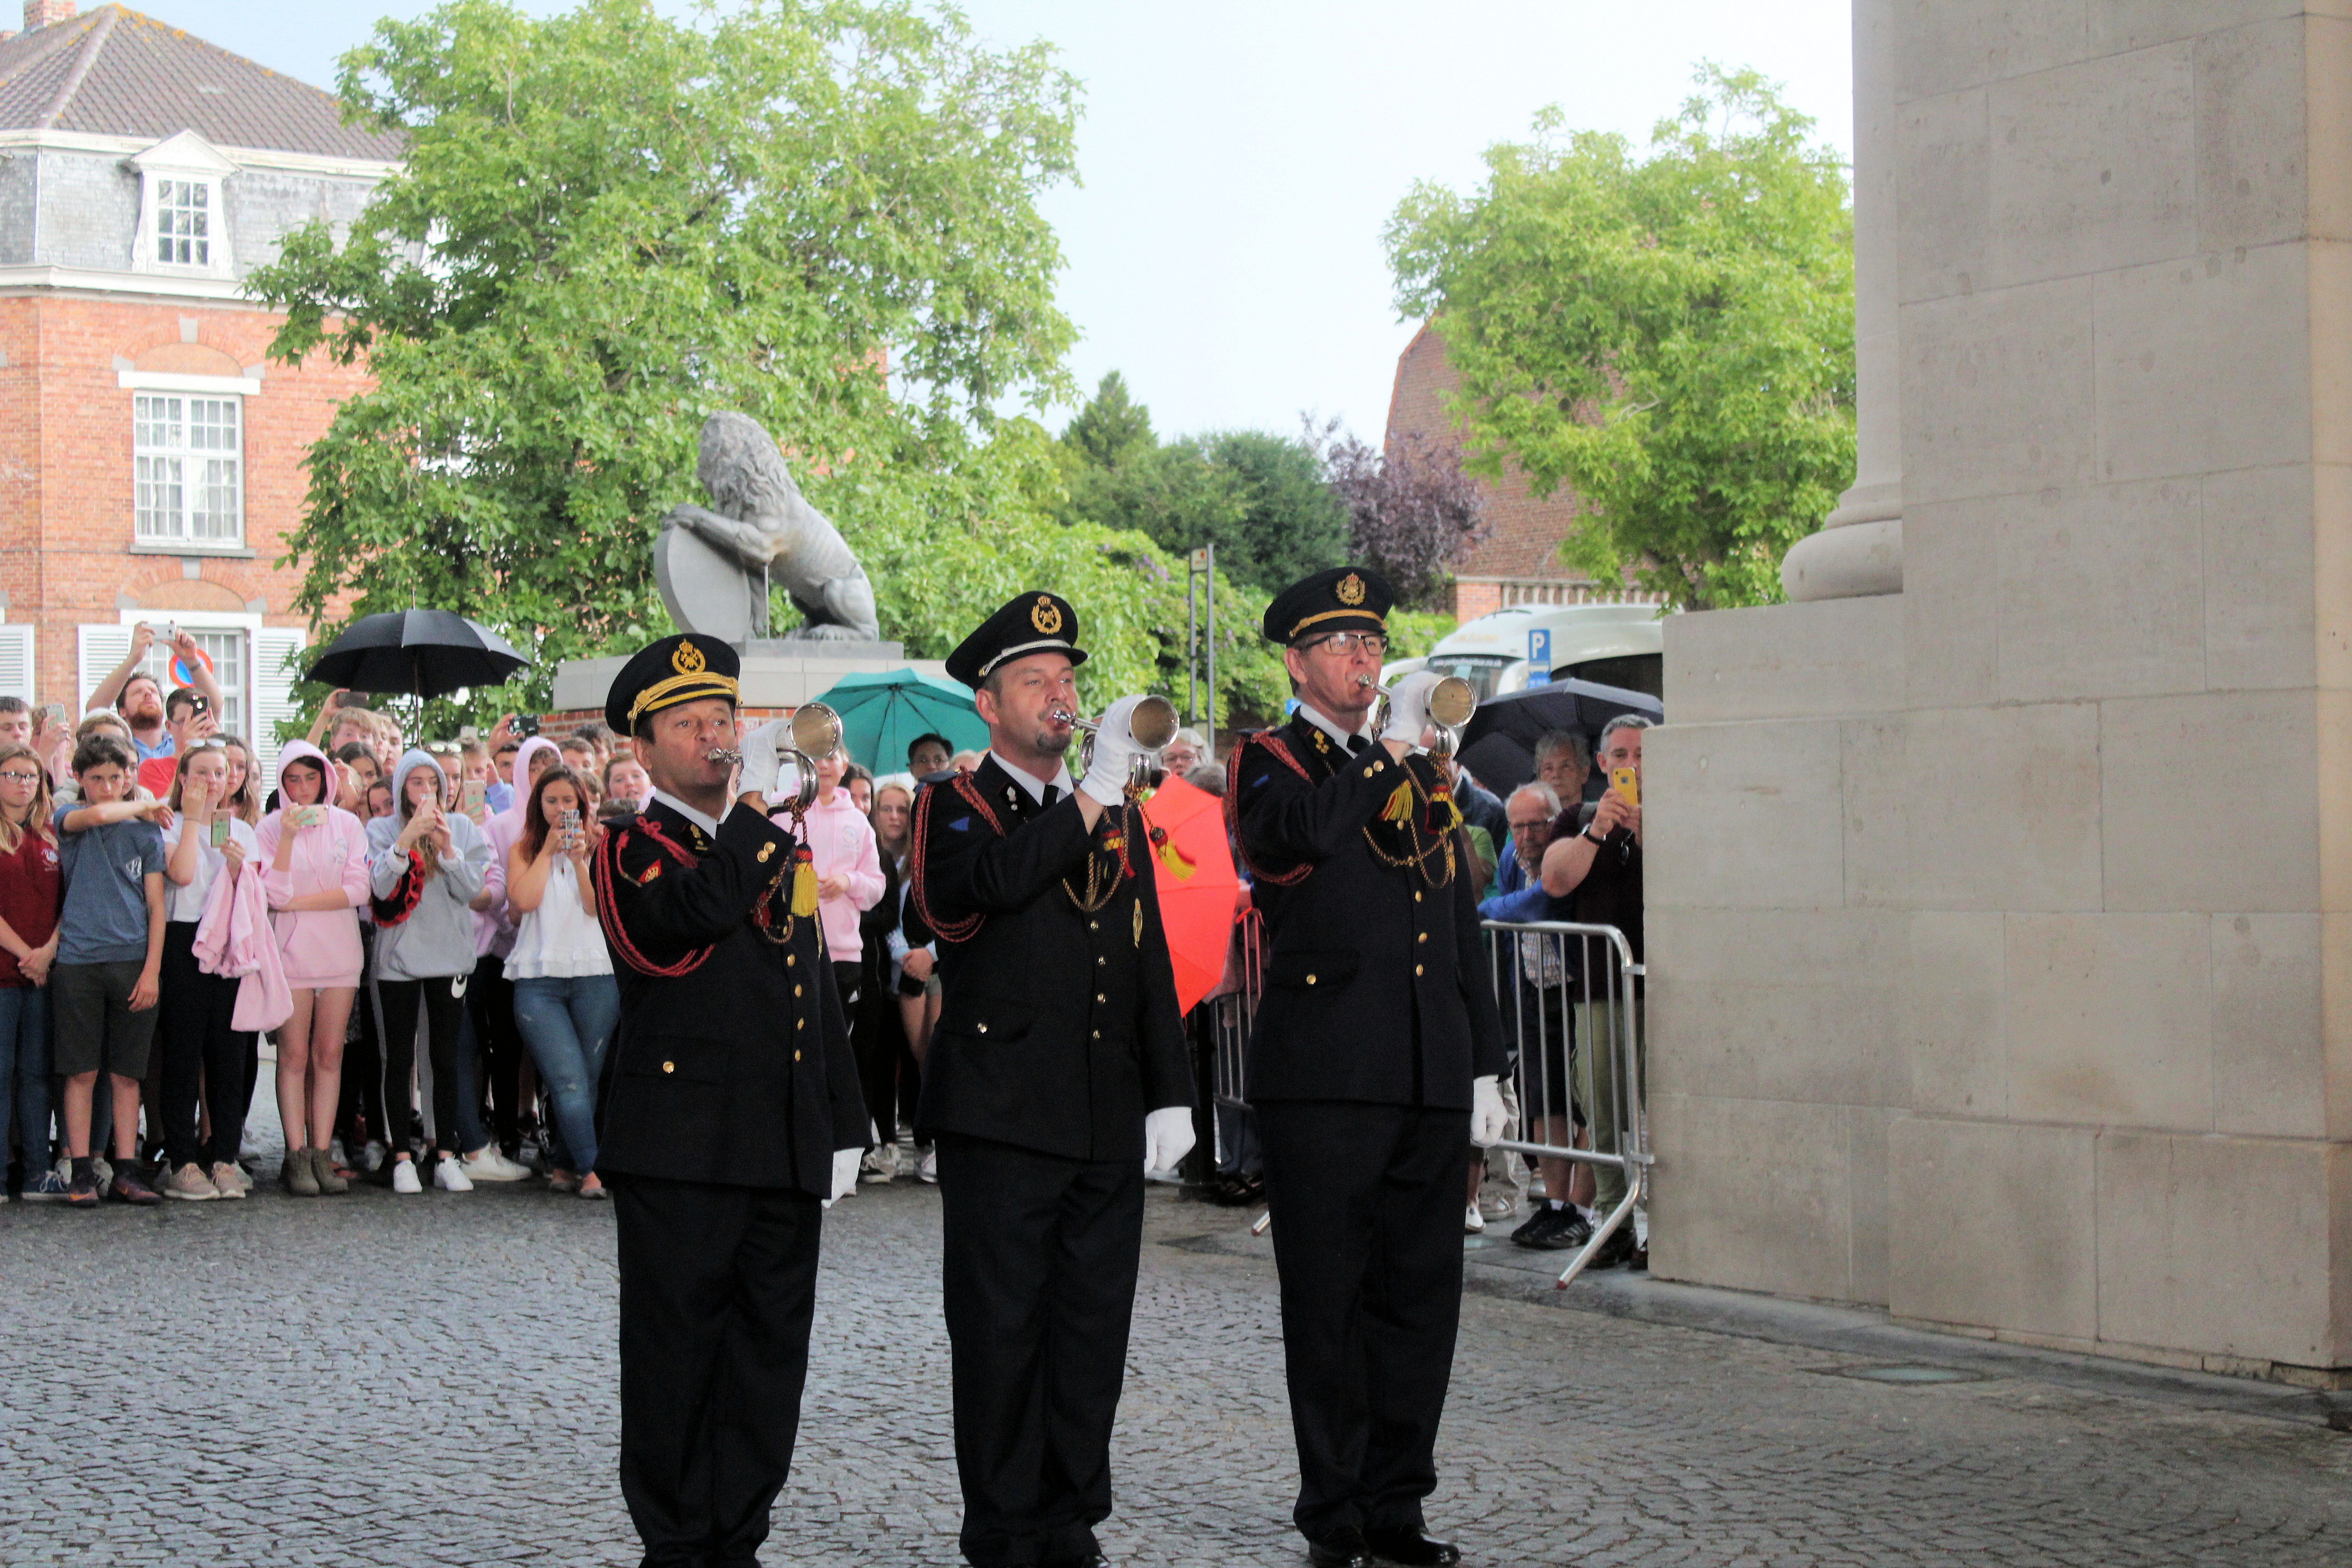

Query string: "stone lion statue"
[653, 412, 881, 644]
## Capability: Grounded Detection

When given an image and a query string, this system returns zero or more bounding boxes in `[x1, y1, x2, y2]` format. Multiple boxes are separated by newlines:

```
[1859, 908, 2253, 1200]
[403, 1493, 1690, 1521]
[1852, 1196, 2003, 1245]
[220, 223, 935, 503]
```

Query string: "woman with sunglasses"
[0, 745, 65, 1200]
[257, 741, 371, 1196]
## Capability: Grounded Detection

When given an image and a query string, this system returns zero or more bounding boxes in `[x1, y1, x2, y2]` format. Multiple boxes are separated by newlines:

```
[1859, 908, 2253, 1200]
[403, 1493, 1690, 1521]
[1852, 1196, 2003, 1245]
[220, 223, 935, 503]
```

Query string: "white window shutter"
[251, 627, 307, 791]
[0, 626, 33, 704]
[77, 624, 136, 715]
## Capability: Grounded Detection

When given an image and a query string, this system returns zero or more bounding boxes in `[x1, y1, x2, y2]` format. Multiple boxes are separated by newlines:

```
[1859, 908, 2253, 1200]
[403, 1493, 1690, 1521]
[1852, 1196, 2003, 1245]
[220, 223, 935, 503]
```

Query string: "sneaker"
[283, 1151, 321, 1198]
[859, 1144, 897, 1184]
[432, 1156, 474, 1193]
[1511, 1204, 1592, 1252]
[461, 1146, 531, 1182]
[209, 1161, 248, 1201]
[391, 1158, 423, 1195]
[91, 1155, 113, 1189]
[360, 1139, 388, 1174]
[109, 1167, 162, 1206]
[916, 1146, 938, 1185]
[163, 1162, 218, 1202]
[65, 1167, 99, 1207]
[1463, 1203, 1485, 1235]
[21, 1169, 70, 1202]
[309, 1147, 348, 1196]
[1476, 1189, 1519, 1221]
[238, 1136, 263, 1164]
[328, 1137, 348, 1169]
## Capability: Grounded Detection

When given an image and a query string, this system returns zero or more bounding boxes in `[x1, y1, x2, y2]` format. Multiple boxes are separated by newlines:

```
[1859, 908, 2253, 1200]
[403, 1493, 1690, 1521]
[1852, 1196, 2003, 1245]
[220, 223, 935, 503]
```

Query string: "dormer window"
[128, 131, 238, 280]
[154, 178, 211, 266]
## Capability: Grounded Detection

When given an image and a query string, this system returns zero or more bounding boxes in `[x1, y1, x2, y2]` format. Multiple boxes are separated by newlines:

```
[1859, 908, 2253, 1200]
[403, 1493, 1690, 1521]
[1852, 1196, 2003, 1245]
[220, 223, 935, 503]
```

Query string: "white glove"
[1078, 694, 1149, 809]
[1470, 1074, 1509, 1148]
[1143, 1105, 1196, 1176]
[821, 1147, 860, 1207]
[737, 717, 790, 800]
[1381, 670, 1443, 748]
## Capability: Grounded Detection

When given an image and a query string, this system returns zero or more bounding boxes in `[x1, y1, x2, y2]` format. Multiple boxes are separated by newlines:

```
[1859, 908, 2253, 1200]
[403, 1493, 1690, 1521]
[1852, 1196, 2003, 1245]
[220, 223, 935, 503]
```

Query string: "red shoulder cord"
[907, 772, 1004, 946]
[592, 820, 721, 979]
[1225, 731, 1316, 887]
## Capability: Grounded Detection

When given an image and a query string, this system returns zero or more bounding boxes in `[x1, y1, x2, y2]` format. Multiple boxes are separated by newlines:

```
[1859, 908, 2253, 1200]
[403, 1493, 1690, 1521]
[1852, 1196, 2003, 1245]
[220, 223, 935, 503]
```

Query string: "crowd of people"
[0, 619, 1644, 1274]
[0, 622, 1124, 1210]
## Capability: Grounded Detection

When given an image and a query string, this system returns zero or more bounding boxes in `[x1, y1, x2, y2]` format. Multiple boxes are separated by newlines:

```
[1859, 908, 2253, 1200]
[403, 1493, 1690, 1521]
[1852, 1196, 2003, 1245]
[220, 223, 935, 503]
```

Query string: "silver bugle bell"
[763, 701, 845, 813]
[1361, 673, 1476, 760]
[1048, 694, 1181, 786]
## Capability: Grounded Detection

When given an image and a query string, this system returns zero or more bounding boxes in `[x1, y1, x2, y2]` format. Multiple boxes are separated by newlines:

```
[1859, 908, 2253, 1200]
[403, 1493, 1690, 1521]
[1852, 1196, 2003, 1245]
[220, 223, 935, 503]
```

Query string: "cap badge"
[1336, 573, 1366, 607]
[1031, 596, 1063, 635]
[672, 641, 706, 675]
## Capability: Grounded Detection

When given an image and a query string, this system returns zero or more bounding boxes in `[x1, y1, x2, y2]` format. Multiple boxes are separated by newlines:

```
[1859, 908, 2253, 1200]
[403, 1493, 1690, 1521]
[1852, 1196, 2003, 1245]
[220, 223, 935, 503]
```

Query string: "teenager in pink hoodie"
[255, 741, 369, 1196]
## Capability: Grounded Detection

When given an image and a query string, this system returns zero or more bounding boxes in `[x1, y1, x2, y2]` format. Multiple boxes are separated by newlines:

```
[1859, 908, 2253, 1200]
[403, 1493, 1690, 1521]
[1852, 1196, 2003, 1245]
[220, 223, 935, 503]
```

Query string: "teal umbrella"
[807, 667, 990, 773]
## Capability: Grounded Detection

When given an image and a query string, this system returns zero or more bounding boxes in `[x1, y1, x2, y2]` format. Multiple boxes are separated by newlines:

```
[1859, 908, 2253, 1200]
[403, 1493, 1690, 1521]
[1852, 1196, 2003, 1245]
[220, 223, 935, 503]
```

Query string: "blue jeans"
[512, 973, 619, 1176]
[0, 985, 51, 1171]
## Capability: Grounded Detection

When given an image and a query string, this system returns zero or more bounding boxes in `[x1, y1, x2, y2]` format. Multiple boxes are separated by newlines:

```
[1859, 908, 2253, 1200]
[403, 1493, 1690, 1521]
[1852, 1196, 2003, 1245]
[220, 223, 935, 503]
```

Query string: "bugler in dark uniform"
[1228, 567, 1509, 1568]
[910, 592, 1195, 1568]
[589, 632, 868, 1568]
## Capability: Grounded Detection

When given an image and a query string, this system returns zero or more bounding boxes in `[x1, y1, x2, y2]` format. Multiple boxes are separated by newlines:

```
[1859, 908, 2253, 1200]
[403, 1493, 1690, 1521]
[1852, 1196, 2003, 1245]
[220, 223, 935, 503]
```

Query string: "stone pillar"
[1780, 0, 1902, 602]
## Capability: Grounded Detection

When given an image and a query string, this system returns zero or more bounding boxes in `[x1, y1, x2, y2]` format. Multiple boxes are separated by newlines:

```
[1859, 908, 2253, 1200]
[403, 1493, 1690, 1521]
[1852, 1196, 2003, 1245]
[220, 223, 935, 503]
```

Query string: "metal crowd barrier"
[1196, 913, 1646, 1291]
[1480, 918, 1648, 1288]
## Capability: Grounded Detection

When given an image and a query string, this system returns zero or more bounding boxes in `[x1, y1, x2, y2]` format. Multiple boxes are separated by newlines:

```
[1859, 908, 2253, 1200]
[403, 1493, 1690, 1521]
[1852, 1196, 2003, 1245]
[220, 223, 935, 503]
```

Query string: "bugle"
[1360, 672, 1476, 759]
[1047, 693, 1180, 787]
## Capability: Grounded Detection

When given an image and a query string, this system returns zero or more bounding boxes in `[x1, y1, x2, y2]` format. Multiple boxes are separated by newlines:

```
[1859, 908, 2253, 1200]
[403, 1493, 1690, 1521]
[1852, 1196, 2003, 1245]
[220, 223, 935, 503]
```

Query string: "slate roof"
[0, 6, 402, 162]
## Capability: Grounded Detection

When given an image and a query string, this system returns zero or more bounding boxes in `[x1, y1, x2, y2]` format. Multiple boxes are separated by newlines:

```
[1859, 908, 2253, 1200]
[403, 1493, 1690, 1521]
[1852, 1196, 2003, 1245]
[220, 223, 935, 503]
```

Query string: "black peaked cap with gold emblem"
[1262, 565, 1394, 644]
[604, 632, 741, 734]
[945, 592, 1089, 689]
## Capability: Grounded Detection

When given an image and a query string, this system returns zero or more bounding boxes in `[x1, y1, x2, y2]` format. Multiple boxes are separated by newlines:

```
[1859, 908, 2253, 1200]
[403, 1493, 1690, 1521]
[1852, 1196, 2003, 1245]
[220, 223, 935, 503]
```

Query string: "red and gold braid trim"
[907, 772, 1006, 946]
[593, 822, 721, 978]
[1225, 731, 1315, 887]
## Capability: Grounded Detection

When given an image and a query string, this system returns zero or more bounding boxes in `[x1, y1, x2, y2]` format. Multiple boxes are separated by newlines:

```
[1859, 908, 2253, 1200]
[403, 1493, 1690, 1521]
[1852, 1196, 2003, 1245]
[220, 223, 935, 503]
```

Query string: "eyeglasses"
[0, 770, 41, 784]
[1308, 632, 1388, 658]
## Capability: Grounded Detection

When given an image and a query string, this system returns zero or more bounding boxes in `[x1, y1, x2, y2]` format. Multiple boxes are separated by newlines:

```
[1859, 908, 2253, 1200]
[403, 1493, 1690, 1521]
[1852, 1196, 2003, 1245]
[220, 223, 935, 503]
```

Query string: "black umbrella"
[1455, 678, 1665, 799]
[304, 609, 530, 701]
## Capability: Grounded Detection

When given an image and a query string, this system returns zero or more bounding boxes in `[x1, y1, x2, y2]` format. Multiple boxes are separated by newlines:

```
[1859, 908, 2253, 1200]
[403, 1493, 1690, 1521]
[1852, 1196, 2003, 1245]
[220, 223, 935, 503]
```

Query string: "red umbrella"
[1136, 775, 1241, 1015]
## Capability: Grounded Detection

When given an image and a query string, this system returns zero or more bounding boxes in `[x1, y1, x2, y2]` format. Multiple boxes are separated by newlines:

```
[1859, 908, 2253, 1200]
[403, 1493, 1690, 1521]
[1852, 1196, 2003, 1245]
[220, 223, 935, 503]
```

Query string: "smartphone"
[1609, 766, 1639, 808]
[39, 702, 64, 726]
[333, 690, 368, 710]
[461, 779, 486, 817]
[514, 713, 540, 739]
[559, 807, 579, 833]
[190, 693, 210, 715]
[208, 818, 230, 848]
[291, 804, 325, 829]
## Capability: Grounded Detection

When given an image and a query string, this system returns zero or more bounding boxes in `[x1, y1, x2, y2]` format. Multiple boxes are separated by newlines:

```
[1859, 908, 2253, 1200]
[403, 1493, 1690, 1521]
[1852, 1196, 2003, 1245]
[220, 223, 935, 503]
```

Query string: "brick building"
[0, 2, 397, 784]
[1384, 319, 1661, 623]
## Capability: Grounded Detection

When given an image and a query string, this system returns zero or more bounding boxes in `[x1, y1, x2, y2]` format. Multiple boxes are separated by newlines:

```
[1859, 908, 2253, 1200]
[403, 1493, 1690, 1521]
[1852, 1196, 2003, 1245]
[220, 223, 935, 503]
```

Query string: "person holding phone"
[367, 749, 492, 1193]
[156, 743, 261, 1201]
[504, 766, 617, 1198]
[1537, 712, 1650, 1271]
[258, 742, 372, 1196]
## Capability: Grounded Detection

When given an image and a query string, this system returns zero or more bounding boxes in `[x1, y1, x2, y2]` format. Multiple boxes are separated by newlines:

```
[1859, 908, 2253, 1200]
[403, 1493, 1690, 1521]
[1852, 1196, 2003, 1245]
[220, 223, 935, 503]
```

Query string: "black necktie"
[1042, 784, 1060, 808]
[1346, 733, 1370, 756]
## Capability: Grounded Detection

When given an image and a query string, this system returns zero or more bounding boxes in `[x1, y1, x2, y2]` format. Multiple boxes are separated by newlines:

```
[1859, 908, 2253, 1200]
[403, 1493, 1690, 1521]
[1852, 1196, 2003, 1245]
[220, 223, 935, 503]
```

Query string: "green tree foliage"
[1385, 65, 1855, 608]
[251, 0, 1099, 726]
[1051, 374, 1350, 595]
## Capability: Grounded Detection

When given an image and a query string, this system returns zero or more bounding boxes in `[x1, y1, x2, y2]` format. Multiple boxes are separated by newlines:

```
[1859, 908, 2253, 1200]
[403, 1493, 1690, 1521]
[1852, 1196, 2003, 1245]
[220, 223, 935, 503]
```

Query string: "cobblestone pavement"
[5, 1142, 2352, 1566]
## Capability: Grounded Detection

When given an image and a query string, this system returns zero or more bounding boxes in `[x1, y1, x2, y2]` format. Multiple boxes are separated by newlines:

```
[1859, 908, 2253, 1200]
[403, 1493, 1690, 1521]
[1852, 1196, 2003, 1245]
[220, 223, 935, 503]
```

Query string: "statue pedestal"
[549, 641, 946, 716]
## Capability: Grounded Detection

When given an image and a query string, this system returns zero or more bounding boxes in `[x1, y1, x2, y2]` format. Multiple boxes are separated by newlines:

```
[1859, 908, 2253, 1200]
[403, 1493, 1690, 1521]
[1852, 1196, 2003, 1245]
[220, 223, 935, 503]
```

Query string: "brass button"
[1363, 766, 1375, 778]
[794, 1049, 802, 1062]
[1413, 891, 1421, 903]
[1095, 992, 1106, 1004]
[1089, 920, 1099, 931]
[1091, 1029, 1101, 1039]
[662, 1061, 674, 1074]
[977, 1022, 990, 1034]
[787, 954, 796, 967]
[1417, 932, 1428, 943]
[794, 984, 803, 997]
[1096, 955, 1106, 967]
[796, 1018, 805, 1030]
[1306, 974, 1317, 985]
[1415, 964, 1424, 976]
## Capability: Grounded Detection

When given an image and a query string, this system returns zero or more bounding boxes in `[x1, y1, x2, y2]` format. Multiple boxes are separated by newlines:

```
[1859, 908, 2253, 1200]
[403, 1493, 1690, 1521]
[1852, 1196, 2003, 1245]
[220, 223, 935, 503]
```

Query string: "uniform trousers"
[936, 1132, 1144, 1568]
[612, 1173, 822, 1568]
[1255, 1100, 1469, 1543]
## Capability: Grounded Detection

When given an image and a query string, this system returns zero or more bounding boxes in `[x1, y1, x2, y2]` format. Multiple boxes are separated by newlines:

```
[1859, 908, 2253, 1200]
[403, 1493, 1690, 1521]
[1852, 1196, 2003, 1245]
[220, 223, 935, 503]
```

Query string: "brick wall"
[0, 291, 371, 703]
[1384, 321, 1656, 621]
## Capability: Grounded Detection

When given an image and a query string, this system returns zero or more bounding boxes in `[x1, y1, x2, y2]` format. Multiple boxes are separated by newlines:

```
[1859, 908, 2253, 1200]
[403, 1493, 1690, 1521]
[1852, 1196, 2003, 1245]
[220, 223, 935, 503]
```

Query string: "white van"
[1390, 602, 1665, 704]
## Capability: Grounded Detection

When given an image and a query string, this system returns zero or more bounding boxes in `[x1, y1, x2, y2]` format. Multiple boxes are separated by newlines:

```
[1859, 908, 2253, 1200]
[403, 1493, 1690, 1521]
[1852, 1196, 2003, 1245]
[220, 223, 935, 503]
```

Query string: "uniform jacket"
[1230, 713, 1507, 1109]
[910, 754, 1191, 1163]
[593, 796, 868, 1194]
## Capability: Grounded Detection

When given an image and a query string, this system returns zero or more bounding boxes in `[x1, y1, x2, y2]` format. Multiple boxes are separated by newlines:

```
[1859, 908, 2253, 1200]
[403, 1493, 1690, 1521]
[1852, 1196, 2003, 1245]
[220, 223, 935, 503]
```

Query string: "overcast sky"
[153, 0, 1852, 444]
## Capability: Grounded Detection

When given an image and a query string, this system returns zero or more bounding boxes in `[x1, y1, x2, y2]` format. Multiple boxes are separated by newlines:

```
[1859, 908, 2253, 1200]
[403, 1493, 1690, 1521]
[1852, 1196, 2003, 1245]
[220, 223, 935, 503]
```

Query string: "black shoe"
[1587, 1221, 1638, 1270]
[1308, 1527, 1373, 1568]
[1510, 1204, 1591, 1252]
[1363, 1526, 1460, 1567]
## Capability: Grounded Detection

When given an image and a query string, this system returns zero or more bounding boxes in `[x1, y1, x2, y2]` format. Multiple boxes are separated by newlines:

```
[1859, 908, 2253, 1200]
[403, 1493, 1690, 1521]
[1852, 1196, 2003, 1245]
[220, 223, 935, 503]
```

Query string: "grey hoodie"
[367, 748, 491, 981]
